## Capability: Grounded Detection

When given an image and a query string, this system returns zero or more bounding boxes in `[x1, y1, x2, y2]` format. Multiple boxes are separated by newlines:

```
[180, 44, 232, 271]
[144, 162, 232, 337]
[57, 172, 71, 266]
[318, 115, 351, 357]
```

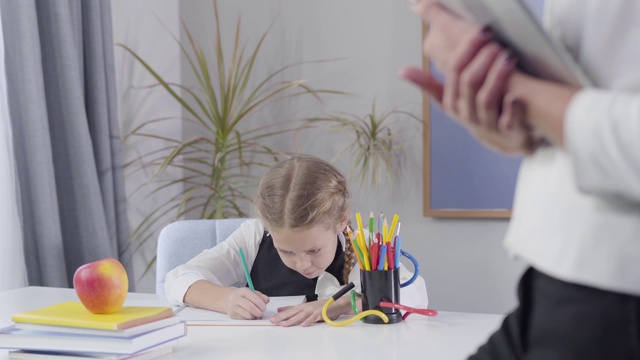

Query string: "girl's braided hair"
[254, 155, 354, 283]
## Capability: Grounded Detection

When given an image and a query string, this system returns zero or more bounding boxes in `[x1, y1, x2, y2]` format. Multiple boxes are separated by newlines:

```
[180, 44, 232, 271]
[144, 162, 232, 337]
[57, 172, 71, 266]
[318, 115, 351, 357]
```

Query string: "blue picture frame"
[421, 0, 543, 218]
[421, 31, 522, 219]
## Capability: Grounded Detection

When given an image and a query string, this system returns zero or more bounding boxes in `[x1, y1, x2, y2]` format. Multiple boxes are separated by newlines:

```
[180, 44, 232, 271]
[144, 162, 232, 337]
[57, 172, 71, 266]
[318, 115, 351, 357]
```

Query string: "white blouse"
[164, 219, 429, 307]
[505, 0, 640, 296]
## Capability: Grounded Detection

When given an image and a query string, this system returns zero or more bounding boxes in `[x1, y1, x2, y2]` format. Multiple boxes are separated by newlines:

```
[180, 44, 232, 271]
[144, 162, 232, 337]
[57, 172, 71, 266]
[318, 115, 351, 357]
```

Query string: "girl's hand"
[270, 295, 353, 327]
[269, 300, 327, 327]
[401, 1, 535, 155]
[224, 288, 269, 320]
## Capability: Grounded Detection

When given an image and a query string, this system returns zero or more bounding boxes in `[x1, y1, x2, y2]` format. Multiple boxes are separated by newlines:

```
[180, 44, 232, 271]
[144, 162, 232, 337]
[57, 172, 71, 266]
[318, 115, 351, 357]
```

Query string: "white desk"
[0, 287, 503, 360]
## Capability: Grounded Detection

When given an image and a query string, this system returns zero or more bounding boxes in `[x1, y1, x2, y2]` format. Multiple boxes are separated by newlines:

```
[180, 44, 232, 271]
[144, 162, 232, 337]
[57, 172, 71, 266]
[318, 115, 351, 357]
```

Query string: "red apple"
[73, 258, 129, 314]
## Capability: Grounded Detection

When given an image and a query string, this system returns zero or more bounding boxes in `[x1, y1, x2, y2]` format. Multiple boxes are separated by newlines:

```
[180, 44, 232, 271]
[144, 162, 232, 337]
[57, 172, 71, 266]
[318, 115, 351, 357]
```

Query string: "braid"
[342, 221, 356, 284]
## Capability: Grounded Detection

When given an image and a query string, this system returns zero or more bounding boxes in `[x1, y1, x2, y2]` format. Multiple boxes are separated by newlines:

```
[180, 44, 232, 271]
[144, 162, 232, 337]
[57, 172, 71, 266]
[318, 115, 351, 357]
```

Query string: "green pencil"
[238, 248, 255, 292]
[368, 211, 374, 247]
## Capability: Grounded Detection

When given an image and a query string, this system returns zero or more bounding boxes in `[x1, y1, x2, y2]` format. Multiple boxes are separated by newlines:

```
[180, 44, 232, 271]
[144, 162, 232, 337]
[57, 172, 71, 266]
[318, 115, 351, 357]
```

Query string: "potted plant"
[308, 100, 421, 195]
[118, 0, 343, 274]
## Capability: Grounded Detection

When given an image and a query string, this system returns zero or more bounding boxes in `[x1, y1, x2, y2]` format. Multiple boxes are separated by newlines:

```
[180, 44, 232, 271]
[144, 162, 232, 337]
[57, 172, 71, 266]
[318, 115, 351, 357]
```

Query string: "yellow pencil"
[382, 218, 389, 244]
[382, 218, 389, 270]
[355, 212, 365, 245]
[355, 213, 370, 269]
[387, 214, 399, 245]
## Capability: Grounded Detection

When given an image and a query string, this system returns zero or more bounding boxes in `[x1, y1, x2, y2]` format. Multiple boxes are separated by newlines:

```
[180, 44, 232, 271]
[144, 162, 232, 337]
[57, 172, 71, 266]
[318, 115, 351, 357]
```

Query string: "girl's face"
[270, 223, 344, 279]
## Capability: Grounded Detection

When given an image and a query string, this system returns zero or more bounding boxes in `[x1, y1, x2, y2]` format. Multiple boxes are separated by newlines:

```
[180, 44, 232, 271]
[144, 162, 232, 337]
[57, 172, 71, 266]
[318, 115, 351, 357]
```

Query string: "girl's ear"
[336, 214, 349, 234]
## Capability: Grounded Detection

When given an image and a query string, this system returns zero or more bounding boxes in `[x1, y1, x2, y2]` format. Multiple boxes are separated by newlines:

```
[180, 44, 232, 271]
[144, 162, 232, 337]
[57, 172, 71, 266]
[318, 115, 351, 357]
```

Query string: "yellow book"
[12, 301, 173, 331]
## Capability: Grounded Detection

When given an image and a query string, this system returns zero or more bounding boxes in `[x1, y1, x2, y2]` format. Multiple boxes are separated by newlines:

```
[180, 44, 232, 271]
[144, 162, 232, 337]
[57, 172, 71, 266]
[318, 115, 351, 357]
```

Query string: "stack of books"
[0, 301, 187, 359]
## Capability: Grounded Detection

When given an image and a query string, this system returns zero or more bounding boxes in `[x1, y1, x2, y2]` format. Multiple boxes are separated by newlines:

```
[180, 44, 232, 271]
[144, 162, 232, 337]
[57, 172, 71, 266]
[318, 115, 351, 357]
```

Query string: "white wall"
[112, 0, 526, 314]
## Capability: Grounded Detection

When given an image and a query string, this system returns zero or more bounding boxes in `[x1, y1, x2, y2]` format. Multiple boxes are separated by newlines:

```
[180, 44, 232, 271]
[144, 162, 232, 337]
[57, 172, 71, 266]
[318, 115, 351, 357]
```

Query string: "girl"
[165, 155, 427, 327]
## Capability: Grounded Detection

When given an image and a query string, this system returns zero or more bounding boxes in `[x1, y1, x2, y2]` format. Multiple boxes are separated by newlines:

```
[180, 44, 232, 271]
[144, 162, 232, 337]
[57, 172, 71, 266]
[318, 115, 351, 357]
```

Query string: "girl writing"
[165, 155, 427, 327]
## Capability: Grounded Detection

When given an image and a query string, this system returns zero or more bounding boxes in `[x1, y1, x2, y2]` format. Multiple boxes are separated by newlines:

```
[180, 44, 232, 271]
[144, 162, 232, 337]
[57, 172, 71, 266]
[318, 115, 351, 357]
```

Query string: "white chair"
[155, 218, 248, 295]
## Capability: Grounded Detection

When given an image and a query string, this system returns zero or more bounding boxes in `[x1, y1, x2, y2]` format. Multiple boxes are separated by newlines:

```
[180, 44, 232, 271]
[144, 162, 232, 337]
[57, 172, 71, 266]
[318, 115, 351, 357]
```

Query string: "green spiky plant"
[308, 101, 421, 194]
[117, 0, 343, 276]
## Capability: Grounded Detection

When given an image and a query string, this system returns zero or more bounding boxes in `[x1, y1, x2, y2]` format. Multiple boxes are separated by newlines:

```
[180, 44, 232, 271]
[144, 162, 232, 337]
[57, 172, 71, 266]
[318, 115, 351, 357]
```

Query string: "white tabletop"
[0, 287, 503, 360]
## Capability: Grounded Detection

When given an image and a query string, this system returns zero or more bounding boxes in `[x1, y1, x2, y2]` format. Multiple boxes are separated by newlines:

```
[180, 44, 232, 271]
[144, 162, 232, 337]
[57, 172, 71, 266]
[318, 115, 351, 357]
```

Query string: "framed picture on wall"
[421, 26, 522, 219]
[421, 0, 544, 219]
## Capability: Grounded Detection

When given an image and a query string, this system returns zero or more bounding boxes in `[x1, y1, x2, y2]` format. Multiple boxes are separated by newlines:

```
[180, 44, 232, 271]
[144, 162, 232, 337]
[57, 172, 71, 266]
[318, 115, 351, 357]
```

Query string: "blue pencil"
[394, 236, 402, 267]
[378, 244, 387, 270]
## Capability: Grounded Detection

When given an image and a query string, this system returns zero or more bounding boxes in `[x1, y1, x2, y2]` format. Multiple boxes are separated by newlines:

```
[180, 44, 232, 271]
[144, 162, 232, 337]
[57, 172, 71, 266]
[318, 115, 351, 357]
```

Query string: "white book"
[176, 295, 305, 325]
[13, 316, 181, 338]
[8, 341, 176, 360]
[437, 0, 592, 86]
[0, 322, 186, 355]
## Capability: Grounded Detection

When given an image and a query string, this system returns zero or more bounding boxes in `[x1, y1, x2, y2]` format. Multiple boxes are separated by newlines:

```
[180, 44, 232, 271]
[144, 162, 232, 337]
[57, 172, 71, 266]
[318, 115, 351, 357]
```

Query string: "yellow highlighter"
[322, 282, 388, 327]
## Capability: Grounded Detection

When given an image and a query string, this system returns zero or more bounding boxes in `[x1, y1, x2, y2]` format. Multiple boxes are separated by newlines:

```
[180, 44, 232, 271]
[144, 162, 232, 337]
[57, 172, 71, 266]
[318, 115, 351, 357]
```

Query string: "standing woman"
[401, 0, 640, 358]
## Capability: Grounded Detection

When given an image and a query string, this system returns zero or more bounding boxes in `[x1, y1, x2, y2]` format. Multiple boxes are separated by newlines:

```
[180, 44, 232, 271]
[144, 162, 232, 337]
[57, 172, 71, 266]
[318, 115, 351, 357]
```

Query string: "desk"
[0, 287, 503, 360]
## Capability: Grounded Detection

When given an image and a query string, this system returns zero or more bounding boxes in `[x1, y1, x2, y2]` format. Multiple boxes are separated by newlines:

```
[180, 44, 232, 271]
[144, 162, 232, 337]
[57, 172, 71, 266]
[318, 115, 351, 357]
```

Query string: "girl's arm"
[164, 219, 269, 319]
[184, 279, 269, 320]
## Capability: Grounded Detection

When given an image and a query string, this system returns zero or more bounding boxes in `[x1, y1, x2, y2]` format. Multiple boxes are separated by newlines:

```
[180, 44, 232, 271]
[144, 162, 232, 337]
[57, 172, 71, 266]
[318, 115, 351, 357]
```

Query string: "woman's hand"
[400, 0, 535, 155]
[224, 288, 269, 320]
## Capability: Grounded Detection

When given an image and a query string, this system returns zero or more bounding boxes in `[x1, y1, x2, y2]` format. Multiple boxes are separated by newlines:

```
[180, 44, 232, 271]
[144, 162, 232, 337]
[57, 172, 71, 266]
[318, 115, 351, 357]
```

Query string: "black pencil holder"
[360, 268, 402, 324]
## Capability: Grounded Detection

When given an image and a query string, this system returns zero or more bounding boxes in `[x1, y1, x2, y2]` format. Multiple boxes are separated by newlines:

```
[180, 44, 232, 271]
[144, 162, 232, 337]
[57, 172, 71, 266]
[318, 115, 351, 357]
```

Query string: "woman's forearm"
[507, 72, 580, 147]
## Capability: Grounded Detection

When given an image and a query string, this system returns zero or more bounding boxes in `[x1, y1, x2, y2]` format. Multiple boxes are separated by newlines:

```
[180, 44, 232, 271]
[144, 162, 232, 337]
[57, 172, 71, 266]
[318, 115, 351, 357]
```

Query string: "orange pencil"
[347, 226, 364, 269]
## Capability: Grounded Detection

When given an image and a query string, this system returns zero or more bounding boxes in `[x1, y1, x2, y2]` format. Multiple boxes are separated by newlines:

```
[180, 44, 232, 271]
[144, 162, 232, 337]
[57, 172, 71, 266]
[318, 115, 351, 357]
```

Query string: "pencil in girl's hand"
[238, 248, 255, 292]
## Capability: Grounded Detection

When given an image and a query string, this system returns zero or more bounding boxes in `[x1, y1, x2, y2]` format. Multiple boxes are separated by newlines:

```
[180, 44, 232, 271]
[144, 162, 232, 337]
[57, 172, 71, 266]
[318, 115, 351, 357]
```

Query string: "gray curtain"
[0, 0, 132, 288]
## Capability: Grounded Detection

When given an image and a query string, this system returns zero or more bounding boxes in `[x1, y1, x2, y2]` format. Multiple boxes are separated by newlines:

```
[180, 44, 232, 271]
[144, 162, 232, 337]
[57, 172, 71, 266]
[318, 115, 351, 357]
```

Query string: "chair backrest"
[155, 218, 248, 295]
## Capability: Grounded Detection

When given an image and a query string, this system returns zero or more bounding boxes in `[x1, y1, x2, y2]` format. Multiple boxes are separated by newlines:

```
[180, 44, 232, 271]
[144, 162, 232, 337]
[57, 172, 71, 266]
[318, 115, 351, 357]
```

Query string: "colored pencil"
[377, 244, 387, 270]
[368, 212, 374, 248]
[394, 236, 402, 267]
[347, 226, 365, 269]
[387, 214, 399, 246]
[238, 248, 255, 292]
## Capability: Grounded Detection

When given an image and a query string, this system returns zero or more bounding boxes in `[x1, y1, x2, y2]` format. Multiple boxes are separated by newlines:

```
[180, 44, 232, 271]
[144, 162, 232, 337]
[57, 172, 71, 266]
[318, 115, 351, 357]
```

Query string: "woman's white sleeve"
[163, 219, 263, 305]
[565, 89, 640, 202]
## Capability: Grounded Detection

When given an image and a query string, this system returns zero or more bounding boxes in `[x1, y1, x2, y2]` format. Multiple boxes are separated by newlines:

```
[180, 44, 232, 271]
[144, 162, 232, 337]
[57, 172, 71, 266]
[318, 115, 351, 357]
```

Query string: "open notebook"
[174, 295, 305, 326]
